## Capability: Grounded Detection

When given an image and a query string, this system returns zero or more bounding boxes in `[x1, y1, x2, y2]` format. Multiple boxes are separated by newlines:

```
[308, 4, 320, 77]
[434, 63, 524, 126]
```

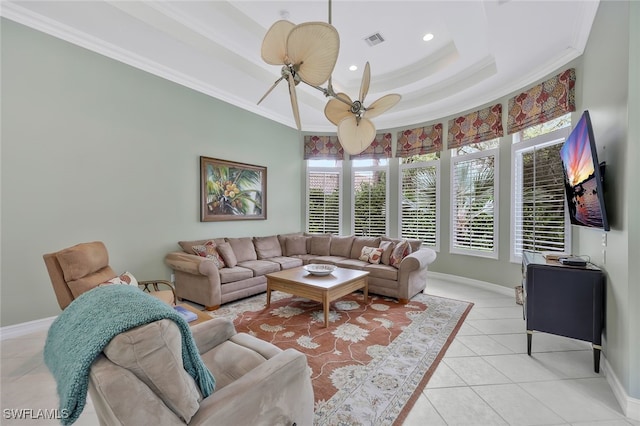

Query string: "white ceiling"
[1, 0, 600, 132]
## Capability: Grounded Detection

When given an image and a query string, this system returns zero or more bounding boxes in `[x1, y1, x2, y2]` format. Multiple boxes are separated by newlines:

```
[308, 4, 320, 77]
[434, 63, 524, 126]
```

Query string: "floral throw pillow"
[101, 271, 139, 287]
[359, 246, 384, 264]
[192, 240, 226, 269]
[389, 240, 412, 268]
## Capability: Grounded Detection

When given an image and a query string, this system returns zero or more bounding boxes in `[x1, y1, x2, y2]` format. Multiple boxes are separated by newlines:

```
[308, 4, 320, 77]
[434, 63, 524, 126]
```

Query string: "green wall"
[1, 18, 302, 326]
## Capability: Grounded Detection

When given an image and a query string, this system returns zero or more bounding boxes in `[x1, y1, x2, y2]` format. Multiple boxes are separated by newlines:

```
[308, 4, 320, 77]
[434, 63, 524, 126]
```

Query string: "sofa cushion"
[227, 238, 257, 263]
[309, 235, 331, 256]
[217, 242, 238, 268]
[192, 241, 226, 269]
[330, 235, 354, 258]
[363, 263, 398, 281]
[56, 241, 109, 282]
[219, 266, 253, 284]
[379, 240, 395, 265]
[284, 236, 309, 256]
[359, 247, 383, 264]
[350, 236, 381, 259]
[390, 240, 412, 268]
[268, 256, 303, 270]
[335, 258, 368, 269]
[253, 236, 282, 259]
[309, 255, 347, 265]
[103, 319, 202, 423]
[237, 260, 280, 276]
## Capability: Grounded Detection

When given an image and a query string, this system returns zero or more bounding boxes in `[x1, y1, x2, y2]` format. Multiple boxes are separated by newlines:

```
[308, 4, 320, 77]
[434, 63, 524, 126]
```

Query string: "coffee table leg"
[266, 284, 271, 307]
[363, 279, 368, 303]
[323, 293, 329, 327]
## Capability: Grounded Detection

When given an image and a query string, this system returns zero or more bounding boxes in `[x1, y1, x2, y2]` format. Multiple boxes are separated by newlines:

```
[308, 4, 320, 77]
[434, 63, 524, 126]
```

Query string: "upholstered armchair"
[88, 317, 314, 425]
[43, 241, 175, 309]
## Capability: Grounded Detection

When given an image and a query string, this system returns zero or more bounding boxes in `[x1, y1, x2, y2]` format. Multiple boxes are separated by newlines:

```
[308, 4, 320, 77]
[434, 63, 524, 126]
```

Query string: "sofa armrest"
[165, 252, 220, 276]
[398, 247, 437, 272]
[190, 318, 237, 354]
[189, 349, 314, 426]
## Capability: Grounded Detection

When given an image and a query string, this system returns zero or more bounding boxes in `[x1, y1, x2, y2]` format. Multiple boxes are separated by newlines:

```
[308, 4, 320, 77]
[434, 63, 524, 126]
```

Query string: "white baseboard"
[427, 271, 515, 297]
[604, 357, 640, 421]
[0, 316, 56, 341]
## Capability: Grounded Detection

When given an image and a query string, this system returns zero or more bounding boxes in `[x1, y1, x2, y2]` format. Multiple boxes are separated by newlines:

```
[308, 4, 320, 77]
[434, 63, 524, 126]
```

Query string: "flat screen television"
[559, 110, 610, 231]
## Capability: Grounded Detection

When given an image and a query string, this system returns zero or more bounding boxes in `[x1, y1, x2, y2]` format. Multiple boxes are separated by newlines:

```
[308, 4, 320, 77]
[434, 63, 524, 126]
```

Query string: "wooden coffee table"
[265, 266, 369, 327]
[177, 303, 212, 327]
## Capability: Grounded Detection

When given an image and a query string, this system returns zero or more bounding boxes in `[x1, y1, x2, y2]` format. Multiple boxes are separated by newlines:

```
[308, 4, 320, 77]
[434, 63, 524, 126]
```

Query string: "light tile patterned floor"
[0, 276, 638, 425]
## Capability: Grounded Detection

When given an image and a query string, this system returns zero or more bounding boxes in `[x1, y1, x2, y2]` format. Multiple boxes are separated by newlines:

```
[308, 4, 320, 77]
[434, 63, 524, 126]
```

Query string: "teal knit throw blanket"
[44, 285, 215, 425]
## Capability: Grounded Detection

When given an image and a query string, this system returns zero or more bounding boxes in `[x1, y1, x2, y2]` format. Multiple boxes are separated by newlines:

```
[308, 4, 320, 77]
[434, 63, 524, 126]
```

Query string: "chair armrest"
[189, 349, 314, 426]
[190, 318, 237, 354]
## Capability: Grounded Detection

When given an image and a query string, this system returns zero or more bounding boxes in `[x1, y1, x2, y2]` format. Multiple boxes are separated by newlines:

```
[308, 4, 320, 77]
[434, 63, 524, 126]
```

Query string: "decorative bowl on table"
[303, 264, 337, 276]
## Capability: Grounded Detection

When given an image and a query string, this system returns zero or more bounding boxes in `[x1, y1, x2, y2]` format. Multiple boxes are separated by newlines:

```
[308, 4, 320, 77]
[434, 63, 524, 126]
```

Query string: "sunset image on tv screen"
[560, 114, 605, 229]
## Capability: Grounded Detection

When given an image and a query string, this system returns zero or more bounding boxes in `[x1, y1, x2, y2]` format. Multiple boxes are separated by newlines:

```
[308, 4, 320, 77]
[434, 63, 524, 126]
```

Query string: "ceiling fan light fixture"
[349, 65, 358, 71]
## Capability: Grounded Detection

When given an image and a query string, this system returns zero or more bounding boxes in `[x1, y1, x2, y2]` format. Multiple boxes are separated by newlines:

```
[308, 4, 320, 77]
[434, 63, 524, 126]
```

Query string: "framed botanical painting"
[200, 156, 267, 222]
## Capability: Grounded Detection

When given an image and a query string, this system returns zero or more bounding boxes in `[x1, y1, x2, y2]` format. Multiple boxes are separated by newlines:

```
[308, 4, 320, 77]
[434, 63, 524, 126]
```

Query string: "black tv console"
[522, 250, 605, 373]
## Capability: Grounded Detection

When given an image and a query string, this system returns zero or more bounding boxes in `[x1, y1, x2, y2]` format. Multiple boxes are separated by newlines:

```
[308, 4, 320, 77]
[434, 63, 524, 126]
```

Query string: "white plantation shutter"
[352, 168, 388, 236]
[307, 170, 341, 234]
[450, 149, 498, 257]
[400, 162, 439, 248]
[512, 137, 569, 260]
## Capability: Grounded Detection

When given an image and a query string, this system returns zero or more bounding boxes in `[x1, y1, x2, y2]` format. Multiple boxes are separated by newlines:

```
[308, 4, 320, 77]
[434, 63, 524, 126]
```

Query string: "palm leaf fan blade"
[287, 72, 301, 130]
[257, 76, 284, 105]
[337, 117, 376, 155]
[324, 93, 352, 125]
[359, 62, 371, 103]
[261, 20, 295, 65]
[364, 94, 401, 118]
[286, 22, 339, 86]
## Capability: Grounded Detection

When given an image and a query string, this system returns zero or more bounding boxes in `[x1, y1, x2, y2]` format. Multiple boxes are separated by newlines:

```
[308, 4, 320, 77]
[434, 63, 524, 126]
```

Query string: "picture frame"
[200, 156, 267, 222]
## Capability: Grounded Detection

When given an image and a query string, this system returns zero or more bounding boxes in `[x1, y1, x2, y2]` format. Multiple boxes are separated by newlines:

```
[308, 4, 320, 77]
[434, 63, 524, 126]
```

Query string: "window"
[352, 159, 388, 236]
[399, 154, 440, 249]
[450, 140, 499, 258]
[511, 115, 571, 262]
[307, 160, 342, 234]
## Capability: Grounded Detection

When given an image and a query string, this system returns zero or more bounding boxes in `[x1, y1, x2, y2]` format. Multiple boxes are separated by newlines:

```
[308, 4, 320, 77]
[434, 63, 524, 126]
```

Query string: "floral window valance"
[448, 104, 504, 149]
[396, 124, 443, 157]
[303, 135, 344, 160]
[507, 68, 576, 134]
[350, 133, 392, 159]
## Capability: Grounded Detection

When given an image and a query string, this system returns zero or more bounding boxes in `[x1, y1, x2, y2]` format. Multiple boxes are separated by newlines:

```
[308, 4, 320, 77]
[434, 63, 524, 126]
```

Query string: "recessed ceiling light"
[423, 33, 434, 42]
[349, 65, 358, 71]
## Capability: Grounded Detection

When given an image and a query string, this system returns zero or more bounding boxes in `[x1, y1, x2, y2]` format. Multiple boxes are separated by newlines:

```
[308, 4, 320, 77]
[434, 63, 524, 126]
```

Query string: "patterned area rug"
[210, 291, 472, 425]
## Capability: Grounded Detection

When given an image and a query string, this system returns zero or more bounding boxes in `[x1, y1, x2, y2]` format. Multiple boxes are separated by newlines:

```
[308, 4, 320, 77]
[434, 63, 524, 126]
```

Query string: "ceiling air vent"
[364, 32, 385, 47]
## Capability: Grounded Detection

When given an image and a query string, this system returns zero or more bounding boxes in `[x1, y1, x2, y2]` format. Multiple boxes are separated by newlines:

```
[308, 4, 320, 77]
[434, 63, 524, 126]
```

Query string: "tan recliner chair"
[43, 241, 175, 308]
[89, 317, 314, 425]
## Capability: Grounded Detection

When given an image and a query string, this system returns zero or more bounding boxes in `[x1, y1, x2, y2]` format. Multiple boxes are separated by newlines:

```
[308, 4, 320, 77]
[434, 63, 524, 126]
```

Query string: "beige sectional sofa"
[164, 233, 437, 311]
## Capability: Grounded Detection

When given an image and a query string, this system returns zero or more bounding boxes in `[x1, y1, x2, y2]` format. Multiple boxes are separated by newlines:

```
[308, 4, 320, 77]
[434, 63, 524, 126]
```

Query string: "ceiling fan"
[258, 0, 401, 155]
[258, 20, 339, 131]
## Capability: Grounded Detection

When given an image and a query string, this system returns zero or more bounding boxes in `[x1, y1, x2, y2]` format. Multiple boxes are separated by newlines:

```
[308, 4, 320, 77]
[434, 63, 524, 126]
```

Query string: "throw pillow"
[100, 271, 139, 287]
[379, 240, 395, 265]
[359, 246, 384, 264]
[390, 240, 412, 268]
[191, 240, 226, 269]
[216, 242, 238, 268]
[285, 236, 308, 256]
